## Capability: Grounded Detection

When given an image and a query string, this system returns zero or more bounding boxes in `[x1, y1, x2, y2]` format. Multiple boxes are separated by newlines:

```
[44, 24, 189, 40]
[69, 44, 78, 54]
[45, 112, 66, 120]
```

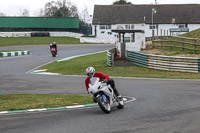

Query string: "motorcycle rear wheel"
[52, 53, 56, 57]
[97, 94, 111, 114]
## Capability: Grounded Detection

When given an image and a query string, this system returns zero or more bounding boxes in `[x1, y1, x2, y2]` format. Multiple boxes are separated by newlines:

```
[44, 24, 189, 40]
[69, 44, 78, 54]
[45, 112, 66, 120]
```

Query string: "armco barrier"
[0, 50, 30, 57]
[199, 59, 200, 72]
[126, 50, 200, 73]
[126, 51, 148, 68]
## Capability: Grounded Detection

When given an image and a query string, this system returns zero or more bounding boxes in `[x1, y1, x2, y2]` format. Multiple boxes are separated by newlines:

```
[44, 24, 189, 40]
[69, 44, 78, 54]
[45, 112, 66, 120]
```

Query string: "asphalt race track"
[1, 44, 200, 133]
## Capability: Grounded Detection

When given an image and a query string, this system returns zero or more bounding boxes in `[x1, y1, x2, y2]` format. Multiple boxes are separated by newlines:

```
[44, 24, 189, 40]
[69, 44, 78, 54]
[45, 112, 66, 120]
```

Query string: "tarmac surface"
[1, 44, 200, 133]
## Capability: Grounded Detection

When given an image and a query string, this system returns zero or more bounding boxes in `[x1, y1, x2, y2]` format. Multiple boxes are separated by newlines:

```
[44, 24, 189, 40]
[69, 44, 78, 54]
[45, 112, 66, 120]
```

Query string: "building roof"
[0, 17, 79, 28]
[92, 4, 200, 25]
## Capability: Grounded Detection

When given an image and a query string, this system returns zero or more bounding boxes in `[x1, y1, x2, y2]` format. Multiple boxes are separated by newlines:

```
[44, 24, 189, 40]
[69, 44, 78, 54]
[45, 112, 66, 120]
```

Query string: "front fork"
[97, 94, 108, 103]
[101, 94, 107, 103]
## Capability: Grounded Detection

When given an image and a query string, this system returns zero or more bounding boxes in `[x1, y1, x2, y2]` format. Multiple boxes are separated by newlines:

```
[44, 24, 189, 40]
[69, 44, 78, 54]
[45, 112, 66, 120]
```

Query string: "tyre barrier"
[0, 50, 30, 57]
[107, 50, 112, 67]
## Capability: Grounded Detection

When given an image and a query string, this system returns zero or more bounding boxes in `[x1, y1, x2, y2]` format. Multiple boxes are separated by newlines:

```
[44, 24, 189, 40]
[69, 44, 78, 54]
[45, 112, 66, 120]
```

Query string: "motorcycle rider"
[49, 42, 57, 54]
[85, 66, 122, 100]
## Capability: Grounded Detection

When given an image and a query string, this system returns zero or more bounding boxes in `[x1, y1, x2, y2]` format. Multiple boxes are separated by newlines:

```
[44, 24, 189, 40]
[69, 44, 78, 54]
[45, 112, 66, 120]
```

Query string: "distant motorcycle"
[50, 47, 56, 57]
[88, 77, 124, 114]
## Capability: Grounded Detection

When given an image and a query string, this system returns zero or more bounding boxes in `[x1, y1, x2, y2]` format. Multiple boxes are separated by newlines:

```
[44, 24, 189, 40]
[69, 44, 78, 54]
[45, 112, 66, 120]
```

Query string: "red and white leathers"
[85, 72, 110, 91]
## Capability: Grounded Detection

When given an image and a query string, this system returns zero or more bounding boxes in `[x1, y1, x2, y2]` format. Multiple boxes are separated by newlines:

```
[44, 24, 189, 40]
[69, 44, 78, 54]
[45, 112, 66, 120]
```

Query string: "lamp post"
[152, 8, 157, 39]
[152, 8, 154, 28]
[152, 8, 157, 29]
[171, 18, 175, 36]
[172, 18, 175, 28]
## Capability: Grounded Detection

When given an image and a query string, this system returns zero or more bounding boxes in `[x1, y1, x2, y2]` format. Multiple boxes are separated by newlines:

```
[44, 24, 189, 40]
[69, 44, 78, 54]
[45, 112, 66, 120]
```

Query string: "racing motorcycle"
[88, 77, 124, 114]
[50, 47, 56, 57]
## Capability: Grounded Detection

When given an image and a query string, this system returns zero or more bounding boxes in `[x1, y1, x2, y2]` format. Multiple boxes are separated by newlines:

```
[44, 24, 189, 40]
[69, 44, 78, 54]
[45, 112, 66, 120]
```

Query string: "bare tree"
[0, 12, 5, 16]
[113, 0, 132, 5]
[20, 9, 29, 17]
[43, 1, 60, 17]
[67, 1, 78, 17]
[41, 0, 78, 17]
[79, 6, 89, 23]
[36, 9, 45, 16]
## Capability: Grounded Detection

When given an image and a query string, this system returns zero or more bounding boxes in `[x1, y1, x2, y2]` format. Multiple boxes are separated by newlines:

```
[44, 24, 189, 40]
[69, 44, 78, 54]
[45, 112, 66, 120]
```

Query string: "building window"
[131, 24, 134, 29]
[179, 24, 185, 28]
[106, 25, 111, 29]
[149, 24, 158, 29]
[117, 25, 124, 30]
[100, 25, 106, 29]
[125, 24, 134, 29]
[125, 25, 130, 29]
[100, 25, 111, 29]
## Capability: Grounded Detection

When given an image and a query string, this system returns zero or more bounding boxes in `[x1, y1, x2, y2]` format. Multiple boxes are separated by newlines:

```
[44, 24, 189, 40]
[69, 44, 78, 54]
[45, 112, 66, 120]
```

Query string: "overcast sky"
[0, 0, 200, 16]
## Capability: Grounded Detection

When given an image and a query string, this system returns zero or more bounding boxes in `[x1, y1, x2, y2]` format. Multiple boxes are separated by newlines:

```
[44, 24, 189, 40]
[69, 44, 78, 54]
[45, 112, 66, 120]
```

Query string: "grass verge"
[41, 52, 200, 79]
[180, 28, 200, 38]
[0, 94, 93, 111]
[142, 48, 200, 58]
[152, 28, 200, 54]
[0, 37, 81, 47]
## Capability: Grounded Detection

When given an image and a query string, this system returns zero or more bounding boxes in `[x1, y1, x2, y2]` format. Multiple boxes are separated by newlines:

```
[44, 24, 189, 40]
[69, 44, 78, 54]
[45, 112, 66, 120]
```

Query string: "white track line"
[26, 60, 57, 74]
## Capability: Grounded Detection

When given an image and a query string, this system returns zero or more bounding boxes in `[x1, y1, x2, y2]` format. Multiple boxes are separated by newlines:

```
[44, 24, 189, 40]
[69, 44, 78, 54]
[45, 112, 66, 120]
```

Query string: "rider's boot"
[117, 95, 122, 101]
[114, 88, 122, 100]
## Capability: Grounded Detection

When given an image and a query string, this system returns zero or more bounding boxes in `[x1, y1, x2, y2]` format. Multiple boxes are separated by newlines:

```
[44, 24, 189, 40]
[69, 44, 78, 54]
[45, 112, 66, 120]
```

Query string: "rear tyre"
[97, 94, 111, 114]
[52, 52, 56, 57]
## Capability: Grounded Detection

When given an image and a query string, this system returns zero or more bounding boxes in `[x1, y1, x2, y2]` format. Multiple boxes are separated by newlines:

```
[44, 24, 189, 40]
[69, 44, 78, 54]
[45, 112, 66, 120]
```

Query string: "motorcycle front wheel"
[117, 99, 124, 109]
[97, 94, 111, 114]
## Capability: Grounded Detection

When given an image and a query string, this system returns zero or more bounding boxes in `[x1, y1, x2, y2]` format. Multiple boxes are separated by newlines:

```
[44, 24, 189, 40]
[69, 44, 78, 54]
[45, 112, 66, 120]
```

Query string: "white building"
[90, 4, 200, 43]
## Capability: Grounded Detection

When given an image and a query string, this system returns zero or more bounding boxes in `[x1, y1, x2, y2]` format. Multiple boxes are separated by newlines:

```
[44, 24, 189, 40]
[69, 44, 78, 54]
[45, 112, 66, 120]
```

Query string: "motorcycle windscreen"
[89, 77, 101, 93]
[89, 77, 99, 85]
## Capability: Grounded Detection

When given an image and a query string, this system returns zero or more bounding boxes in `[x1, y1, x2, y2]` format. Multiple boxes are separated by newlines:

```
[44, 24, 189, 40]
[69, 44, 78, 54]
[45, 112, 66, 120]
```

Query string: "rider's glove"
[103, 79, 108, 83]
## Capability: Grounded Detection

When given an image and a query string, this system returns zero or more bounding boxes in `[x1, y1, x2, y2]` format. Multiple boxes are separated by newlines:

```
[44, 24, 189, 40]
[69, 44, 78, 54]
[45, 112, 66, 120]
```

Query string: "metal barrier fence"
[126, 51, 148, 68]
[126, 50, 200, 73]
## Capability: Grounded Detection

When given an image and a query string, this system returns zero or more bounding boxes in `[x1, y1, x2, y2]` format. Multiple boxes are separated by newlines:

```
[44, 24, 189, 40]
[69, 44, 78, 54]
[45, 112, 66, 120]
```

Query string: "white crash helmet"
[86, 67, 95, 78]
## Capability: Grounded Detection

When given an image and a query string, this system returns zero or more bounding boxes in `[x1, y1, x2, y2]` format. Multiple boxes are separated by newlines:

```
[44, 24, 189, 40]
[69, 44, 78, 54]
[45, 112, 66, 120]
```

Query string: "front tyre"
[97, 94, 111, 114]
[117, 99, 124, 109]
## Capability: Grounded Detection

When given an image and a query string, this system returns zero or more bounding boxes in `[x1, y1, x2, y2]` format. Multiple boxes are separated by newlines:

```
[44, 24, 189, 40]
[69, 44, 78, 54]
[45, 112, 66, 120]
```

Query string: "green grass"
[0, 94, 93, 111]
[146, 47, 200, 56]
[0, 37, 81, 47]
[181, 28, 200, 38]
[162, 46, 200, 55]
[153, 28, 200, 54]
[41, 52, 200, 79]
